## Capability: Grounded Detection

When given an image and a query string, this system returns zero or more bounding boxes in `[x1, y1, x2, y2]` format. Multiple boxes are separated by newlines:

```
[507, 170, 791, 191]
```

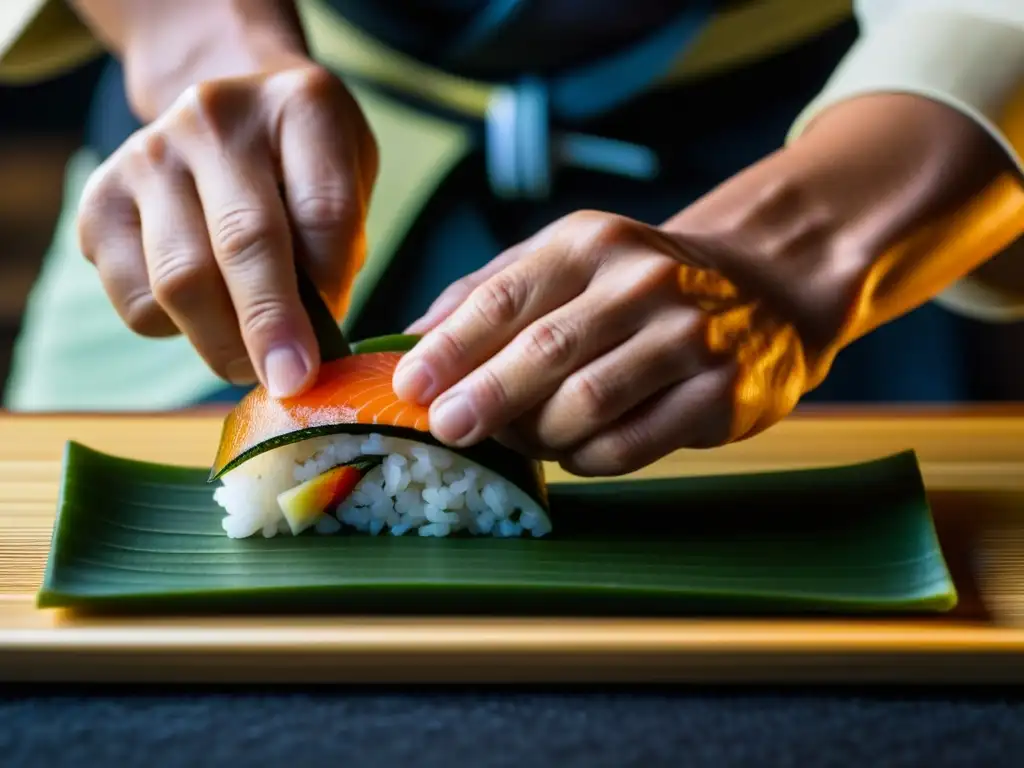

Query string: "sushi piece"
[214, 432, 552, 539]
[210, 337, 551, 540]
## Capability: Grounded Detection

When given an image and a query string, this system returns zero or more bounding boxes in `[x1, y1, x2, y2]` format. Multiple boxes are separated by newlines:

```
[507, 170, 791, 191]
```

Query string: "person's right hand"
[77, 61, 378, 397]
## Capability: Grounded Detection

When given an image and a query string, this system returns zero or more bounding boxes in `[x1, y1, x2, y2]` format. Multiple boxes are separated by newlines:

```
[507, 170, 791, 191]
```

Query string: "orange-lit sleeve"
[789, 0, 1024, 323]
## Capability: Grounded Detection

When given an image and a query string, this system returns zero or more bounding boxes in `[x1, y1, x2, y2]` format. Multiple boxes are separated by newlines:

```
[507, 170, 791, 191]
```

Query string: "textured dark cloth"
[326, 0, 703, 77]
[2, 686, 1024, 767]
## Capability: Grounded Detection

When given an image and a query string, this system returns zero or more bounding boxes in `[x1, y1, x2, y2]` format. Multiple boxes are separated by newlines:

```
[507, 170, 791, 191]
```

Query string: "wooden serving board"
[2, 408, 1024, 685]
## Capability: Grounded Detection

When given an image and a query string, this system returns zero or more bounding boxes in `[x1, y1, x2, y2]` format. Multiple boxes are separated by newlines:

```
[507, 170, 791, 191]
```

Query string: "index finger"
[184, 138, 319, 398]
[392, 248, 590, 406]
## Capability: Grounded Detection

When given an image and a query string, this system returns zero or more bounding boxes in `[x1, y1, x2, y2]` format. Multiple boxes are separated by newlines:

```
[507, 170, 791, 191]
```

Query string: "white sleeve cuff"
[789, 4, 1024, 170]
[788, 2, 1024, 323]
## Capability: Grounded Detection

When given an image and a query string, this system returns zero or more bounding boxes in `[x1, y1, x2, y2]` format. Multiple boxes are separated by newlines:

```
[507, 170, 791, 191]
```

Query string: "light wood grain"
[2, 410, 1024, 684]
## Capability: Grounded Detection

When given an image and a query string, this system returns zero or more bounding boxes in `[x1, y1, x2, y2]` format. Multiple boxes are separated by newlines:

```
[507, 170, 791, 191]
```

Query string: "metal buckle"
[484, 77, 659, 201]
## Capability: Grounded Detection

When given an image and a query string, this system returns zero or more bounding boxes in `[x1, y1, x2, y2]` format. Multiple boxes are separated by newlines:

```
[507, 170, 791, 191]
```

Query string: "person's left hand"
[392, 210, 819, 476]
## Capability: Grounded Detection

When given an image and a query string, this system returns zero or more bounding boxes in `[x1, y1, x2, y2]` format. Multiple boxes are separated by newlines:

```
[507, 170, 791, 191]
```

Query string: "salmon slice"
[211, 352, 429, 478]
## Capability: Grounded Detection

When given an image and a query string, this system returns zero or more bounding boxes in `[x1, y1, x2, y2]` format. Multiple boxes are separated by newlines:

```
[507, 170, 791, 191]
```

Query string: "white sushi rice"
[213, 432, 552, 540]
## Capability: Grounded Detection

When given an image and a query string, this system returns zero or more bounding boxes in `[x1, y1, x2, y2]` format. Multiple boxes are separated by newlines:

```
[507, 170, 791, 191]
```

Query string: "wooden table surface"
[2, 407, 1024, 684]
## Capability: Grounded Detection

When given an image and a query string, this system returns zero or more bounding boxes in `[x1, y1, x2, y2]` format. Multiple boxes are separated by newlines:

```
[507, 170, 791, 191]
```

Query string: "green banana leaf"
[36, 442, 957, 615]
[349, 334, 420, 355]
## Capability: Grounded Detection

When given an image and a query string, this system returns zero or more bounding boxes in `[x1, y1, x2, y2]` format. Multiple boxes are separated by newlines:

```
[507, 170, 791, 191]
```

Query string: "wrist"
[665, 93, 1011, 368]
[120, 0, 311, 121]
[663, 147, 869, 368]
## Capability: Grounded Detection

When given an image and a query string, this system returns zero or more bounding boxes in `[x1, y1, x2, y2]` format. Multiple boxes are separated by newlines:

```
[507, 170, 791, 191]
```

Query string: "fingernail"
[432, 393, 476, 444]
[393, 359, 436, 404]
[264, 344, 310, 398]
[225, 357, 257, 386]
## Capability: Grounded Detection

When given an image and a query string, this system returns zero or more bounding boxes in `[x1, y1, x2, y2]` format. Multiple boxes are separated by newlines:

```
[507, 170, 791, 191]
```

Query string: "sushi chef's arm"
[393, 0, 1024, 477]
[394, 91, 1018, 476]
[794, 0, 1024, 322]
[66, 0, 378, 397]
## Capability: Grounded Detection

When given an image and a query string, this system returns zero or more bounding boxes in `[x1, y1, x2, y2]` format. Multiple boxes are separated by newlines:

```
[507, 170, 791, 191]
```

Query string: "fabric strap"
[322, 0, 713, 199]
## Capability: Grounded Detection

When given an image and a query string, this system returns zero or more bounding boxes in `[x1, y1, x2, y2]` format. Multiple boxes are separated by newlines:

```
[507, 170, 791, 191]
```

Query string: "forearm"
[69, 0, 309, 121]
[665, 92, 1023, 380]
[785, 93, 1019, 343]
[792, 0, 1024, 324]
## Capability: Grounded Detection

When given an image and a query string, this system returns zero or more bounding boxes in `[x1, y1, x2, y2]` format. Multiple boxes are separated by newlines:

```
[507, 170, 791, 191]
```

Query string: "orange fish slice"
[211, 351, 428, 479]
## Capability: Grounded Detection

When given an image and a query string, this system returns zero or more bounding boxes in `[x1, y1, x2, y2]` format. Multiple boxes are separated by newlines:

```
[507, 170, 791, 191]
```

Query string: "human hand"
[77, 59, 378, 397]
[394, 89, 1022, 476]
[394, 211, 816, 476]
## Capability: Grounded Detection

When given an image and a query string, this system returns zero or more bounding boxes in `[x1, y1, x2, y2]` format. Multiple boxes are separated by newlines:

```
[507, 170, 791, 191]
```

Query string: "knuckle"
[120, 290, 167, 336]
[565, 371, 611, 423]
[560, 209, 605, 232]
[576, 212, 637, 253]
[121, 126, 150, 152]
[523, 319, 576, 367]
[473, 273, 526, 327]
[468, 366, 511, 413]
[429, 326, 470, 364]
[149, 252, 212, 309]
[119, 127, 186, 179]
[168, 80, 248, 140]
[291, 64, 344, 102]
[165, 84, 204, 132]
[136, 129, 177, 171]
[605, 423, 649, 472]
[212, 207, 274, 265]
[550, 211, 643, 273]
[274, 65, 365, 134]
[237, 295, 291, 340]
[290, 189, 354, 234]
[192, 80, 231, 123]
